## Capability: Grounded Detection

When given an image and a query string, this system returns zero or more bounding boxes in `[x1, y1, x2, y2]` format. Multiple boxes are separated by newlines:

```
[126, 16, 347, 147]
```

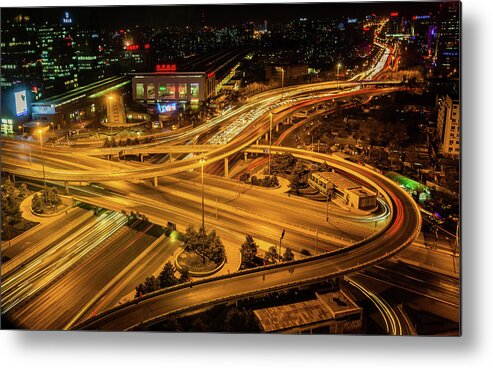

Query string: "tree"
[158, 262, 179, 288]
[1, 179, 22, 225]
[265, 246, 279, 263]
[179, 267, 190, 283]
[290, 161, 306, 194]
[31, 193, 43, 213]
[282, 248, 295, 262]
[224, 308, 250, 332]
[300, 249, 311, 256]
[143, 275, 159, 294]
[184, 226, 226, 265]
[18, 183, 28, 199]
[43, 187, 61, 207]
[240, 235, 258, 268]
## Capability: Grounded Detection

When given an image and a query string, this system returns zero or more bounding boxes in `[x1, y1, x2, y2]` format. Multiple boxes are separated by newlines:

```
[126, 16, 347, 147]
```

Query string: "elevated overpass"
[1, 86, 406, 184]
[72, 145, 421, 330]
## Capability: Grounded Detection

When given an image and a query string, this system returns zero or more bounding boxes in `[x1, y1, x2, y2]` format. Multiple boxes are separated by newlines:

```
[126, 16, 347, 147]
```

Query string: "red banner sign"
[156, 64, 177, 72]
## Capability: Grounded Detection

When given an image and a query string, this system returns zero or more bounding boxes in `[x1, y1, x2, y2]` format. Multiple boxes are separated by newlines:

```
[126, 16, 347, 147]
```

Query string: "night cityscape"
[1, 2, 460, 335]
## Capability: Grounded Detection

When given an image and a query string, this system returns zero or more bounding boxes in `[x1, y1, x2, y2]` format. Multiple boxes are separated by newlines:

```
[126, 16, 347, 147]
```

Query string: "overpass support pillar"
[169, 153, 175, 162]
[153, 177, 158, 188]
[256, 139, 259, 145]
[264, 132, 269, 141]
[140, 154, 144, 162]
[64, 181, 69, 195]
[276, 123, 279, 132]
[224, 157, 229, 178]
[11, 174, 15, 183]
[244, 152, 248, 162]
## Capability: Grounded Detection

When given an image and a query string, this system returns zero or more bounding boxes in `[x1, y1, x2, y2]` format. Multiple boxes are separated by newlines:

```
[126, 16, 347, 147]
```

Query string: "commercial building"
[1, 14, 43, 129]
[130, 48, 247, 113]
[308, 170, 378, 210]
[253, 289, 363, 334]
[265, 64, 309, 84]
[436, 1, 460, 78]
[437, 94, 460, 157]
[31, 75, 131, 126]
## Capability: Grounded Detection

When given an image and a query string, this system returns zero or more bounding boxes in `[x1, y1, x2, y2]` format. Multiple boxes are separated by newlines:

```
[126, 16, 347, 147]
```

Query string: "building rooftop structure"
[253, 289, 362, 334]
[31, 75, 130, 109]
[313, 170, 361, 191]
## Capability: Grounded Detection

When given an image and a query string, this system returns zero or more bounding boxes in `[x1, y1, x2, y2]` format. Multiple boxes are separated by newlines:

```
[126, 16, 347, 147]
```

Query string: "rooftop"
[32, 75, 130, 108]
[254, 290, 361, 333]
[312, 171, 360, 191]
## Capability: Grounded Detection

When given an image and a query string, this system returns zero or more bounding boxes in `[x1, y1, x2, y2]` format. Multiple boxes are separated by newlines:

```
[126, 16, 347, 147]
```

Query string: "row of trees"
[102, 136, 152, 148]
[240, 234, 294, 269]
[250, 174, 279, 188]
[135, 262, 189, 298]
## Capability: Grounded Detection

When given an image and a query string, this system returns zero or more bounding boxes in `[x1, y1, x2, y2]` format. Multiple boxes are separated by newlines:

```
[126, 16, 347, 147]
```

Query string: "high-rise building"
[411, 14, 438, 59]
[1, 14, 42, 129]
[437, 94, 460, 157]
[38, 12, 79, 95]
[436, 1, 460, 78]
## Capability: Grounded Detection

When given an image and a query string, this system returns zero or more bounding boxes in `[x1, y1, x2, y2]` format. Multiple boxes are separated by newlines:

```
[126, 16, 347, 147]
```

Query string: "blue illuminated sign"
[14, 90, 28, 117]
[62, 12, 72, 24]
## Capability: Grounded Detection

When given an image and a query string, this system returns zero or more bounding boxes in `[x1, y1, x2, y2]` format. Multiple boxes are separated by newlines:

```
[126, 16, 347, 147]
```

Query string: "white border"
[2, 1, 492, 367]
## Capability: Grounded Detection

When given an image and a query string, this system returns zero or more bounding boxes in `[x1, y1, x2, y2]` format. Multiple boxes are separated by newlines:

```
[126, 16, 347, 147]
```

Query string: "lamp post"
[336, 63, 342, 89]
[275, 66, 285, 100]
[38, 129, 47, 191]
[269, 112, 273, 176]
[326, 187, 331, 222]
[199, 158, 207, 229]
[108, 95, 113, 129]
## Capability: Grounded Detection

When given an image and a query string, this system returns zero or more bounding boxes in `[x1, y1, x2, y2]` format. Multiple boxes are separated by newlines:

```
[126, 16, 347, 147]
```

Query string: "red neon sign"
[390, 12, 399, 17]
[144, 43, 150, 49]
[207, 71, 215, 78]
[126, 44, 139, 51]
[156, 64, 177, 72]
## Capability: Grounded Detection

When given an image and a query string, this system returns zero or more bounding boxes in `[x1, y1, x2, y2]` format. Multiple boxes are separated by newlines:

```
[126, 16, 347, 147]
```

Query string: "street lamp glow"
[199, 158, 207, 229]
[38, 129, 47, 191]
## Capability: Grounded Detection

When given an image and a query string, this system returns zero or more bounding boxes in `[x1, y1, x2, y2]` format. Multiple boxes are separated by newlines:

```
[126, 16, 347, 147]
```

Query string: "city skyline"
[2, 2, 441, 28]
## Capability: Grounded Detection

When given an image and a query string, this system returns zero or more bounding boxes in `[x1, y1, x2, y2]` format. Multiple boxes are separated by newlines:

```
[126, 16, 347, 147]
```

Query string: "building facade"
[437, 94, 460, 157]
[131, 71, 215, 112]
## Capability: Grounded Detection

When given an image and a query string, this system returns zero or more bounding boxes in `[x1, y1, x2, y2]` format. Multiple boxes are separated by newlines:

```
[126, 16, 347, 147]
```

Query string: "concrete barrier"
[174, 248, 225, 277]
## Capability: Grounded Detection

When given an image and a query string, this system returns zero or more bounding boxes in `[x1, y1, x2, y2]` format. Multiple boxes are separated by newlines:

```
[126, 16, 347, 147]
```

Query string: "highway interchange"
[0, 35, 459, 333]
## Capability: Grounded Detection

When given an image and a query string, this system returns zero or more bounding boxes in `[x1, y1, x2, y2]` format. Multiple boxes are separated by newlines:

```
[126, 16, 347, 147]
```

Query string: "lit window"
[178, 83, 187, 99]
[146, 83, 155, 101]
[136, 83, 144, 99]
[190, 83, 199, 98]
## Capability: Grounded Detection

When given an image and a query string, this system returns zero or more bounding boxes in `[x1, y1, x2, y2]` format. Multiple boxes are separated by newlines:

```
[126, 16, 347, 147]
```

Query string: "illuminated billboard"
[14, 90, 28, 116]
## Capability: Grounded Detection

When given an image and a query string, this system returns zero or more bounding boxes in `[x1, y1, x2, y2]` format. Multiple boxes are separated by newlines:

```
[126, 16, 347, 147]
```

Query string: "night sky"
[2, 2, 442, 29]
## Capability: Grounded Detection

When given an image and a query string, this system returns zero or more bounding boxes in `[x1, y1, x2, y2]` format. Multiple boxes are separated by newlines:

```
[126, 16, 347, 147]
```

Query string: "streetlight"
[38, 129, 47, 192]
[107, 95, 113, 128]
[336, 63, 342, 89]
[268, 112, 273, 176]
[199, 158, 207, 229]
[275, 66, 285, 100]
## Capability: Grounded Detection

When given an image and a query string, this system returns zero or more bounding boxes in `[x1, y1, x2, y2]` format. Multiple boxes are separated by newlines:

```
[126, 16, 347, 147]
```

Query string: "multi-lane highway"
[1, 36, 427, 332]
[70, 143, 421, 330]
